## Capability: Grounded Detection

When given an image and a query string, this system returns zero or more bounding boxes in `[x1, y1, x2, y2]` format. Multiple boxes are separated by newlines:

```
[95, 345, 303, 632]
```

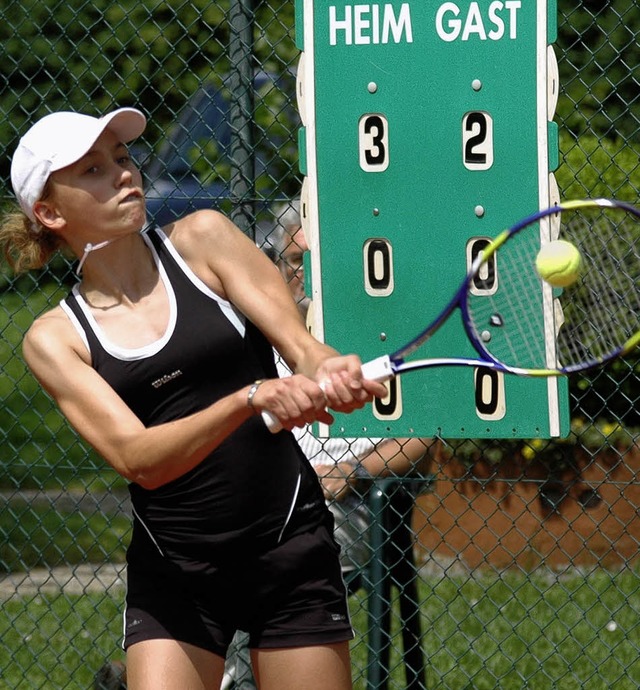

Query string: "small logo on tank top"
[151, 369, 183, 389]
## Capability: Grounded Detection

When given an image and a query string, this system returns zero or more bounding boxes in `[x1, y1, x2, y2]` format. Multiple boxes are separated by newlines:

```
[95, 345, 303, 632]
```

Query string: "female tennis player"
[1, 107, 387, 690]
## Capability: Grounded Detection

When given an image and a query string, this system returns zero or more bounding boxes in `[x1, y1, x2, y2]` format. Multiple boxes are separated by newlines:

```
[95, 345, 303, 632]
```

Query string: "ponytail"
[0, 207, 67, 274]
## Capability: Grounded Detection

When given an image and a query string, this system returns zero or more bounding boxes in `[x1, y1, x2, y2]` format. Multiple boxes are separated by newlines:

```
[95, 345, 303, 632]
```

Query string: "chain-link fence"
[1, 1, 639, 688]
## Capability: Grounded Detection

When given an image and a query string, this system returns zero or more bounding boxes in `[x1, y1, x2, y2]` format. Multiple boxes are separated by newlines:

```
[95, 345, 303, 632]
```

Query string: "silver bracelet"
[247, 379, 266, 413]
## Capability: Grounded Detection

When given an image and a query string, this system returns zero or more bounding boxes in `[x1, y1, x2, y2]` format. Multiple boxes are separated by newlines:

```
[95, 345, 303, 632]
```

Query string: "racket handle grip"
[260, 362, 391, 434]
[361, 355, 394, 382]
[262, 410, 282, 434]
[261, 380, 329, 434]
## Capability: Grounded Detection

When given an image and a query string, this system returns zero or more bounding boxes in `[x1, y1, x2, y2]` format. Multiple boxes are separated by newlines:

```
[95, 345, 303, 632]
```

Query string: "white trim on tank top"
[61, 228, 246, 361]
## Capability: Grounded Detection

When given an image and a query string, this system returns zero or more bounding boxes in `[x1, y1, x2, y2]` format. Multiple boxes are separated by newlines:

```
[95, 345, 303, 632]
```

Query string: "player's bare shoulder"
[23, 304, 90, 373]
[162, 209, 259, 296]
[164, 209, 239, 257]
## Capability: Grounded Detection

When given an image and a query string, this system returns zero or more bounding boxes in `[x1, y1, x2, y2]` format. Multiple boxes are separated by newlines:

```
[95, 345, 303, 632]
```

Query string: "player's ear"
[33, 199, 66, 232]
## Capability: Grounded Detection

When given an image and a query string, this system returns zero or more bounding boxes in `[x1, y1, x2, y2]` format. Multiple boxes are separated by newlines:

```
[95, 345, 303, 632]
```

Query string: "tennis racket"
[264, 198, 639, 432]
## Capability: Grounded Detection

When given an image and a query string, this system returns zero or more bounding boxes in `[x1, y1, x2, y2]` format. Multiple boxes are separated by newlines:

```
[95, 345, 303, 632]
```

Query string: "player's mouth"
[120, 190, 143, 204]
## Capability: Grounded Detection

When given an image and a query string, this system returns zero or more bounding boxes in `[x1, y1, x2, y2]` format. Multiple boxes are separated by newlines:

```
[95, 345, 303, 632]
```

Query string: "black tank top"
[61, 227, 326, 566]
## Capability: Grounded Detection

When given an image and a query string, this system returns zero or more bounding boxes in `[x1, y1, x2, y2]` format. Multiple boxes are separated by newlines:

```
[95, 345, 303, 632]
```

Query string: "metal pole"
[228, 0, 255, 237]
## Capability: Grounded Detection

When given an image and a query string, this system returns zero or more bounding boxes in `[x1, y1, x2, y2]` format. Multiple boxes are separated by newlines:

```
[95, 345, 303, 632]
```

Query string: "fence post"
[228, 0, 256, 237]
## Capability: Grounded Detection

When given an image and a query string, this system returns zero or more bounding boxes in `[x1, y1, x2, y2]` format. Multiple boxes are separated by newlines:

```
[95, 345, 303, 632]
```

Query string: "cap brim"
[51, 107, 146, 172]
[100, 107, 147, 145]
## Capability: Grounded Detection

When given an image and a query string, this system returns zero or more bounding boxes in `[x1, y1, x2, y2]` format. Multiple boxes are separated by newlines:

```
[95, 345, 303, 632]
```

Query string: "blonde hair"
[0, 205, 68, 274]
[1, 178, 69, 274]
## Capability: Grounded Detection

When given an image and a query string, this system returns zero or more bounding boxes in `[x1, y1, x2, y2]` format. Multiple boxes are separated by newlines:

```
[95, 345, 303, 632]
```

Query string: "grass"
[1, 569, 638, 688]
[348, 569, 640, 690]
[0, 592, 125, 689]
[0, 501, 130, 574]
[418, 570, 640, 690]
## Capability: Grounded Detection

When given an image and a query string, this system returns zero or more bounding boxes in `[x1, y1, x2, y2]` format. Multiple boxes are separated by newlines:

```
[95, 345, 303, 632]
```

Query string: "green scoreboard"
[295, 0, 569, 439]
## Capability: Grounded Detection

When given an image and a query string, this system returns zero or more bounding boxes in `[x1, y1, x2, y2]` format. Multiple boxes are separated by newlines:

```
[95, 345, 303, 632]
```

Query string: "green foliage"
[556, 130, 640, 201]
[557, 0, 640, 140]
[554, 130, 640, 428]
[448, 419, 638, 468]
[0, 0, 300, 188]
[0, 281, 123, 491]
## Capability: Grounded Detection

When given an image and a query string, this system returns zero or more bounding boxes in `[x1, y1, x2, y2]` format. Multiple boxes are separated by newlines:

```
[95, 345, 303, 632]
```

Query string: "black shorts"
[123, 519, 353, 657]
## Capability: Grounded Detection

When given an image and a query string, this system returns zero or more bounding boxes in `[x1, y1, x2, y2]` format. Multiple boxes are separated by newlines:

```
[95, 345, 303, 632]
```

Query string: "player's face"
[44, 128, 146, 238]
[280, 225, 310, 317]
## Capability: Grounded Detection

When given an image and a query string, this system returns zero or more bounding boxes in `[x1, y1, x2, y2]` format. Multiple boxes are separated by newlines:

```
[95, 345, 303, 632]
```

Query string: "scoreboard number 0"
[373, 376, 403, 422]
[363, 238, 394, 297]
[474, 367, 506, 421]
[467, 237, 498, 296]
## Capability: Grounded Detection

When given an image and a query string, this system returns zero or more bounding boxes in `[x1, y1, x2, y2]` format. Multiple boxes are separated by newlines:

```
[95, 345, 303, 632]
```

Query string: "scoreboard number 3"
[359, 114, 389, 172]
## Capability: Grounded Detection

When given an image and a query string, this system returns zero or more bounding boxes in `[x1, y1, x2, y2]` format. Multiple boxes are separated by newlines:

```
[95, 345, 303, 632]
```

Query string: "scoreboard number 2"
[463, 111, 494, 170]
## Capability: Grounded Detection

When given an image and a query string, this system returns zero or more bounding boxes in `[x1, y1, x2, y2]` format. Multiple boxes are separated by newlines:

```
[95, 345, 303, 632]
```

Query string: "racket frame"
[368, 198, 639, 381]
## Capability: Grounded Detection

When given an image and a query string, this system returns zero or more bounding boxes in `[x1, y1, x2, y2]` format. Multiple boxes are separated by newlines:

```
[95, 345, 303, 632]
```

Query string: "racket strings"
[467, 232, 549, 369]
[467, 206, 639, 372]
[559, 210, 639, 365]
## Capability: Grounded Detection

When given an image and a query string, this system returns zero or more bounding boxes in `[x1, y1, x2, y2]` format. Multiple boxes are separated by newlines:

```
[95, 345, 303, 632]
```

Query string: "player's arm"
[169, 210, 387, 418]
[22, 310, 322, 490]
[323, 438, 433, 501]
[358, 437, 434, 477]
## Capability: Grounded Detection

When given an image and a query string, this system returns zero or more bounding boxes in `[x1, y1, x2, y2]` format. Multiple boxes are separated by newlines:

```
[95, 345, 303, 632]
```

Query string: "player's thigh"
[251, 641, 352, 690]
[126, 638, 225, 690]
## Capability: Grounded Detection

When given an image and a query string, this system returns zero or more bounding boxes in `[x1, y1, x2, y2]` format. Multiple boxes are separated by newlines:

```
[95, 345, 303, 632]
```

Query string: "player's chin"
[120, 200, 146, 226]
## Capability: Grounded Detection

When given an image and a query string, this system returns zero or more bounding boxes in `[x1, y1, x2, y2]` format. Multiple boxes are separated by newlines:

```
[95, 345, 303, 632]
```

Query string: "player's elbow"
[122, 463, 169, 491]
[110, 453, 169, 491]
[127, 472, 163, 491]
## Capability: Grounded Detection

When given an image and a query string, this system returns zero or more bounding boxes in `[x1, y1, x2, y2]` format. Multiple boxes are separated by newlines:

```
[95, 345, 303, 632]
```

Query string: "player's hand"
[316, 355, 388, 414]
[249, 375, 333, 430]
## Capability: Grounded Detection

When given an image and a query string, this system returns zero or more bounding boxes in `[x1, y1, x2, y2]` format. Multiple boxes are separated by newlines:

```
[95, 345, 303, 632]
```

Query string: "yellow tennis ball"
[535, 240, 582, 287]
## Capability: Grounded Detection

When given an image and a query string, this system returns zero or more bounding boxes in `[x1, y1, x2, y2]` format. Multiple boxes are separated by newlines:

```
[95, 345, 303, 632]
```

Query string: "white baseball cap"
[10, 107, 147, 222]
